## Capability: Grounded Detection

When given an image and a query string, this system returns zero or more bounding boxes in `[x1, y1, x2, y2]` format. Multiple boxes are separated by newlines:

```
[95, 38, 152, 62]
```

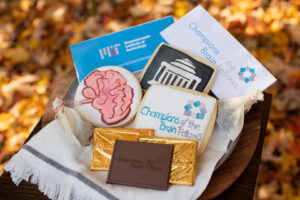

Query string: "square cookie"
[134, 85, 217, 154]
[139, 43, 217, 93]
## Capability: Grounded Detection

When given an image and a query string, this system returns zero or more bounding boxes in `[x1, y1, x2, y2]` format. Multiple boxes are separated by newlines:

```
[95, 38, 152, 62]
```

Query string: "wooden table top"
[0, 70, 272, 200]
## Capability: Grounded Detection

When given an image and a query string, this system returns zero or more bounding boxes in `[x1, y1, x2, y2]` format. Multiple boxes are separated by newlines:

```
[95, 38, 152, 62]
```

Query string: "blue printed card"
[70, 16, 174, 82]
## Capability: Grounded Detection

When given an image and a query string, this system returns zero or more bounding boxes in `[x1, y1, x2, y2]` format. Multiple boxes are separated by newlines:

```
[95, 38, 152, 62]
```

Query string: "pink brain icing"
[80, 70, 134, 125]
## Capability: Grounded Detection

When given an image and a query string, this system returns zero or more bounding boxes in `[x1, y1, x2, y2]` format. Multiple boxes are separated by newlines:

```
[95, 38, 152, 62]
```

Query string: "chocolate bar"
[138, 136, 198, 186]
[91, 128, 154, 170]
[107, 140, 174, 190]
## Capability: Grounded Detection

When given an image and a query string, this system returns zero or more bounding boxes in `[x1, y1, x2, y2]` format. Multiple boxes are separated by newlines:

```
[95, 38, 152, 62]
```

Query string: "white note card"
[161, 5, 276, 99]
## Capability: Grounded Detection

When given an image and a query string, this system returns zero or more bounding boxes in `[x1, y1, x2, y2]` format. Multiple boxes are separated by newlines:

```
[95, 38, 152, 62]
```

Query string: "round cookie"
[74, 66, 142, 127]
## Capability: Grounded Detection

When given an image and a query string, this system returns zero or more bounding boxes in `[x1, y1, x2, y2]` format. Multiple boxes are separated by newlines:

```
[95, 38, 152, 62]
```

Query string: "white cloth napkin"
[5, 91, 263, 200]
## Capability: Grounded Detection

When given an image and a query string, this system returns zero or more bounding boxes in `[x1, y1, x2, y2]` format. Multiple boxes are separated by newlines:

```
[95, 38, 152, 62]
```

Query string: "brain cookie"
[74, 66, 142, 127]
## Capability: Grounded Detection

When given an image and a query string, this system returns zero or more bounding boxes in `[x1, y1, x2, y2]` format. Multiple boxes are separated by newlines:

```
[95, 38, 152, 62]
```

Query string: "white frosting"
[74, 66, 142, 127]
[171, 58, 196, 74]
[134, 85, 216, 150]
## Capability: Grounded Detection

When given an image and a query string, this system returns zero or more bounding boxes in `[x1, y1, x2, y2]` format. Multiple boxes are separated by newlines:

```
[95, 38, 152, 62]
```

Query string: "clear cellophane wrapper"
[138, 136, 198, 186]
[91, 128, 154, 170]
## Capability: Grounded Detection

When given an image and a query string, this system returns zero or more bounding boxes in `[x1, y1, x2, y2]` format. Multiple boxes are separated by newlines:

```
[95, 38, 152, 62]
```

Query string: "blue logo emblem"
[238, 67, 256, 83]
[184, 100, 207, 119]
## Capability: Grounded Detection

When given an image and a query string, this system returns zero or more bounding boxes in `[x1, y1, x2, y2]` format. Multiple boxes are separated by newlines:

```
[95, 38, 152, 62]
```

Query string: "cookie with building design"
[134, 84, 217, 154]
[74, 66, 142, 127]
[139, 43, 217, 93]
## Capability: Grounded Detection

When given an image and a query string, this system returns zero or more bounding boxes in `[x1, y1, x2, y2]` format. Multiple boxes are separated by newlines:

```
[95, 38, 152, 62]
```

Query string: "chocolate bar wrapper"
[138, 136, 198, 186]
[91, 128, 154, 170]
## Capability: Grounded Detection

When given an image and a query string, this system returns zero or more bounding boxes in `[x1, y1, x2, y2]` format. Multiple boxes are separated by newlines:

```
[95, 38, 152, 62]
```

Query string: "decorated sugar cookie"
[139, 43, 217, 93]
[134, 85, 217, 154]
[74, 66, 142, 127]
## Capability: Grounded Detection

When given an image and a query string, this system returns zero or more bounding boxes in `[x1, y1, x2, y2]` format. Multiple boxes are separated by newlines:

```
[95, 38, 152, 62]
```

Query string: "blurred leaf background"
[0, 0, 299, 199]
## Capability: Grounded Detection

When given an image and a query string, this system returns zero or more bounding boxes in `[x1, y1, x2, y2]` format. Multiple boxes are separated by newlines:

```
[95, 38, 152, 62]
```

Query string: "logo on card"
[184, 100, 207, 120]
[99, 43, 121, 59]
[238, 67, 256, 83]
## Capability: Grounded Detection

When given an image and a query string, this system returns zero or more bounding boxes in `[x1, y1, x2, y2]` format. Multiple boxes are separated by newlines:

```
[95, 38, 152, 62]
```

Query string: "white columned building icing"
[147, 58, 202, 90]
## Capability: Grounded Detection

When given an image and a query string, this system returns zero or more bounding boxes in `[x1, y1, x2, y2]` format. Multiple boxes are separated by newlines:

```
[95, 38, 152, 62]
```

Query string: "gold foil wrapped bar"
[138, 136, 198, 186]
[91, 128, 154, 170]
